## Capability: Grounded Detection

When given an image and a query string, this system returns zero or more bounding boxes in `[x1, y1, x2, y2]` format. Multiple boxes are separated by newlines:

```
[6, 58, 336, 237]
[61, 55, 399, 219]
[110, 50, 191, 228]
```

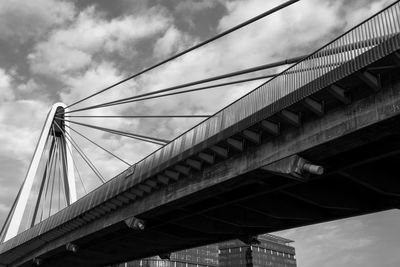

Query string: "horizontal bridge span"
[7, 64, 400, 267]
[1, 2, 400, 266]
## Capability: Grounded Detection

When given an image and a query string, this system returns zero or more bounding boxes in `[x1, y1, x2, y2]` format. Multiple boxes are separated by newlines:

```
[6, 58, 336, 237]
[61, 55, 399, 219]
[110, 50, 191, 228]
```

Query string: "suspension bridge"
[1, 1, 400, 266]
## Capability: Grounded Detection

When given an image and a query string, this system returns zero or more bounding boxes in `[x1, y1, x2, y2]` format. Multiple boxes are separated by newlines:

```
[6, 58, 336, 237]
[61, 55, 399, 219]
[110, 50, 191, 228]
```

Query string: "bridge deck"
[1, 2, 400, 266]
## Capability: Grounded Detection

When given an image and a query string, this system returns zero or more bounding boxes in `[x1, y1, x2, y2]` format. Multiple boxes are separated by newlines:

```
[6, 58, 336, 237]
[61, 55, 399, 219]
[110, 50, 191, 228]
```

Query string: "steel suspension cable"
[54, 122, 106, 184]
[59, 138, 70, 210]
[58, 136, 69, 205]
[30, 132, 56, 227]
[78, 73, 277, 111]
[64, 132, 87, 195]
[65, 0, 298, 109]
[64, 44, 356, 114]
[57, 117, 169, 145]
[66, 35, 370, 115]
[65, 115, 212, 118]
[69, 122, 165, 145]
[63, 58, 302, 114]
[58, 137, 71, 207]
[65, 132, 106, 184]
[48, 136, 61, 218]
[66, 125, 132, 166]
[42, 133, 59, 221]
[94, 126, 166, 146]
[57, 148, 62, 211]
[96, 55, 341, 109]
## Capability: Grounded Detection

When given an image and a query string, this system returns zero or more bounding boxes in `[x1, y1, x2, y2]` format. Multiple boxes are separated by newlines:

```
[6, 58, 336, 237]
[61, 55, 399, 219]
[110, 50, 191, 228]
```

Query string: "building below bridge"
[123, 234, 296, 267]
[123, 243, 218, 267]
[219, 234, 296, 267]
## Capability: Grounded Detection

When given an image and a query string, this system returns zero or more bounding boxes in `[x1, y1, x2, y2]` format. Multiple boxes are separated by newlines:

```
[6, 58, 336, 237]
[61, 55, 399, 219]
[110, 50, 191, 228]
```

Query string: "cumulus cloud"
[275, 210, 400, 267]
[339, 0, 394, 30]
[175, 0, 220, 14]
[29, 6, 171, 76]
[153, 26, 193, 58]
[0, 69, 14, 102]
[0, 100, 49, 160]
[0, 0, 74, 43]
[1, 0, 398, 254]
[216, 0, 341, 66]
[17, 79, 40, 93]
[214, 0, 393, 66]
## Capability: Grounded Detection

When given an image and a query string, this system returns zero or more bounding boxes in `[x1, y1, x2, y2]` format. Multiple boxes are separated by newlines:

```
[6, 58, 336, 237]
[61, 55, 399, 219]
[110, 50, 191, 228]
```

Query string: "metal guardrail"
[1, 0, 400, 256]
[133, 0, 400, 182]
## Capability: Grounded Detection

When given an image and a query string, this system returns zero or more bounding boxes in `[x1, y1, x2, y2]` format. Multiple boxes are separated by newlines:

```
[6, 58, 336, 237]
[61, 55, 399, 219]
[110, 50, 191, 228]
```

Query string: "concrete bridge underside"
[6, 51, 400, 266]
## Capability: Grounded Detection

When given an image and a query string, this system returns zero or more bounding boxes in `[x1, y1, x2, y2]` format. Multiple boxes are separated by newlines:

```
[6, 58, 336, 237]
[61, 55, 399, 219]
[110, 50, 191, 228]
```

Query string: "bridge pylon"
[0, 103, 76, 242]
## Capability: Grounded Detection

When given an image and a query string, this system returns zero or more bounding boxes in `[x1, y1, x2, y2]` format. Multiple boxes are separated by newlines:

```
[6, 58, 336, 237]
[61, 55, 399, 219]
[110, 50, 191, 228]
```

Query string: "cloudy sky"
[0, 0, 399, 266]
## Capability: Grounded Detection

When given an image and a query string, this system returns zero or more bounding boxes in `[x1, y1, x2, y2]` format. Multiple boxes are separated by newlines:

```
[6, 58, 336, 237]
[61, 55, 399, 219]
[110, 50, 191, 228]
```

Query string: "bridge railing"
[1, 0, 400, 256]
[133, 0, 400, 182]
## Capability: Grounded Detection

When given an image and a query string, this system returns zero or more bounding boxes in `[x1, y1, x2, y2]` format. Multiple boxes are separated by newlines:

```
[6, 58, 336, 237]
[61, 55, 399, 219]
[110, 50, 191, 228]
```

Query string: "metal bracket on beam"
[75, 218, 86, 226]
[302, 97, 324, 117]
[66, 243, 79, 253]
[260, 120, 280, 136]
[105, 202, 118, 211]
[130, 187, 144, 197]
[98, 205, 111, 213]
[86, 210, 99, 218]
[138, 184, 152, 193]
[68, 220, 82, 229]
[186, 159, 202, 170]
[123, 191, 137, 200]
[110, 198, 123, 207]
[94, 208, 106, 216]
[159, 253, 171, 260]
[226, 138, 244, 151]
[165, 170, 180, 180]
[261, 155, 324, 181]
[88, 209, 101, 217]
[83, 214, 97, 221]
[278, 110, 301, 127]
[175, 165, 190, 176]
[327, 84, 351, 104]
[242, 130, 261, 144]
[124, 217, 145, 230]
[357, 71, 381, 92]
[198, 152, 215, 164]
[157, 174, 170, 185]
[116, 195, 130, 204]
[210, 145, 229, 158]
[145, 179, 158, 188]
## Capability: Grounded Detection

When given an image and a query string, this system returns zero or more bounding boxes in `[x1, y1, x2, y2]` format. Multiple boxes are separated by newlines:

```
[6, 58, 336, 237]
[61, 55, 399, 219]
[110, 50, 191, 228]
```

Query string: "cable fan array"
[3, 0, 394, 242]
[1, 0, 302, 242]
